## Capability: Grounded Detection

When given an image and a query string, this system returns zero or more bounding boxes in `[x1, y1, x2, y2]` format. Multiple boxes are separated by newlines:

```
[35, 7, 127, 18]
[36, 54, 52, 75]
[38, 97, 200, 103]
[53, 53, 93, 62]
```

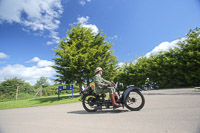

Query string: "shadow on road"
[68, 109, 129, 114]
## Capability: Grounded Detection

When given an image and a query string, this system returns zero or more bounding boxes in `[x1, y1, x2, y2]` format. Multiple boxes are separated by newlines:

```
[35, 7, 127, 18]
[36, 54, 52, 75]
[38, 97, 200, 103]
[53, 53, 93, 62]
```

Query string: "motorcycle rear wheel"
[82, 94, 97, 112]
[124, 90, 145, 111]
[143, 86, 148, 91]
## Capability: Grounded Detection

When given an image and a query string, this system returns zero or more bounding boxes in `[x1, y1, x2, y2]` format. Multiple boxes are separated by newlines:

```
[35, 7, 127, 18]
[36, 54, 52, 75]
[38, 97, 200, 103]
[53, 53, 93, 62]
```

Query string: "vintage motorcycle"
[80, 82, 145, 112]
[142, 82, 159, 91]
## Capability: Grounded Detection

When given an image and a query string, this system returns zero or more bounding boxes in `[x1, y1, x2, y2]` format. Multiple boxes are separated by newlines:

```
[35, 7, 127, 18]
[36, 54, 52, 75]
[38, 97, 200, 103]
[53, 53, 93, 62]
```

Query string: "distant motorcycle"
[80, 82, 145, 112]
[152, 82, 159, 90]
[142, 82, 159, 91]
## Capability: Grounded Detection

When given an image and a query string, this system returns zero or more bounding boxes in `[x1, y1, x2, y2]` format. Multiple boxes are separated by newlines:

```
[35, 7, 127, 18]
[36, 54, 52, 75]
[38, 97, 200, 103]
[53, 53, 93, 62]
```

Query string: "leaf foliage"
[116, 27, 200, 88]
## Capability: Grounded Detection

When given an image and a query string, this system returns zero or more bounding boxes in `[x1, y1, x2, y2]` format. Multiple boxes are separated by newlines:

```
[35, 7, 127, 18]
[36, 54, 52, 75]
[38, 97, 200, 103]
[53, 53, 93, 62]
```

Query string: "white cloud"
[77, 16, 99, 34]
[0, 57, 56, 85]
[0, 62, 6, 64]
[27, 57, 54, 67]
[109, 35, 118, 40]
[145, 38, 186, 58]
[0, 0, 63, 45]
[118, 38, 187, 68]
[80, 0, 86, 6]
[37, 60, 54, 67]
[0, 52, 9, 59]
[80, 0, 91, 6]
[28, 57, 40, 62]
[77, 16, 89, 24]
[46, 31, 60, 45]
[82, 24, 99, 33]
[117, 62, 125, 68]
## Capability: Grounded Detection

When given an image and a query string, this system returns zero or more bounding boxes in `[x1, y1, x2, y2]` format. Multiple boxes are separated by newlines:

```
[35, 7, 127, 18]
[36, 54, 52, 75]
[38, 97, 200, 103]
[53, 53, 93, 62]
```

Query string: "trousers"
[96, 87, 115, 95]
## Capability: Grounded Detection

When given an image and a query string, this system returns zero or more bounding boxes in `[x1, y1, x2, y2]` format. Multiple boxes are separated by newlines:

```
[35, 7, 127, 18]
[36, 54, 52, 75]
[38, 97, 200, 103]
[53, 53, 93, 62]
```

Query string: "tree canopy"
[34, 77, 50, 89]
[116, 27, 200, 89]
[52, 23, 118, 89]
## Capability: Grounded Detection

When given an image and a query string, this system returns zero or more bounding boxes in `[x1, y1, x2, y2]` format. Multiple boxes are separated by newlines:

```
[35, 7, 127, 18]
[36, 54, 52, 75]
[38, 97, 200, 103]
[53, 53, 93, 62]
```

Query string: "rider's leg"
[110, 93, 121, 108]
[107, 87, 121, 108]
[101, 87, 121, 108]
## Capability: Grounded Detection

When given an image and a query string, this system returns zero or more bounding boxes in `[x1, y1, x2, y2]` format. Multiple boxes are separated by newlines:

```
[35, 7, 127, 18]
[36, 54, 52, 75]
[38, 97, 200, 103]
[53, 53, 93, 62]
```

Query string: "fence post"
[40, 85, 42, 97]
[16, 86, 19, 101]
[72, 85, 74, 99]
[58, 89, 60, 100]
[34, 86, 43, 99]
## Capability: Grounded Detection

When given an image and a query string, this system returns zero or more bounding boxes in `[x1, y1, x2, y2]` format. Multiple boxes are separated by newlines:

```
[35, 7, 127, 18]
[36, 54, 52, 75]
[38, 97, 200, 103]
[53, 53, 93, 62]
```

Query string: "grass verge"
[0, 95, 81, 110]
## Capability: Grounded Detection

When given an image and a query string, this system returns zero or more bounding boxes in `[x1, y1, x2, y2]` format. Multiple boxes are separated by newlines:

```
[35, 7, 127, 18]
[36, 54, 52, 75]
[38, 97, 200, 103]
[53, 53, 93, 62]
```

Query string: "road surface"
[0, 88, 200, 133]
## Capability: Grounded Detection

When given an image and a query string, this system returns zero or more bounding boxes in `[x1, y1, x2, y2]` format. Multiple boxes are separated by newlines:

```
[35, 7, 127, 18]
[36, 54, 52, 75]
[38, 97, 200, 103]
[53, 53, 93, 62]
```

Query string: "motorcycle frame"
[81, 85, 143, 106]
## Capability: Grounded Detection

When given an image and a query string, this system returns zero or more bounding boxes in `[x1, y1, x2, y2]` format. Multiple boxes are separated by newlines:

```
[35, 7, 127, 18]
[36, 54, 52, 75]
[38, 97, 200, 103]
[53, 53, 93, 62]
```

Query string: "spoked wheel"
[142, 85, 148, 91]
[82, 94, 97, 112]
[144, 86, 148, 91]
[124, 90, 145, 111]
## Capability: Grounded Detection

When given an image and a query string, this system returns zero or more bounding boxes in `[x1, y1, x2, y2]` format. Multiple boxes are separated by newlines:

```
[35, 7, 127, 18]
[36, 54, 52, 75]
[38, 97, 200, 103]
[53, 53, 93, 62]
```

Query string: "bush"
[0, 78, 35, 101]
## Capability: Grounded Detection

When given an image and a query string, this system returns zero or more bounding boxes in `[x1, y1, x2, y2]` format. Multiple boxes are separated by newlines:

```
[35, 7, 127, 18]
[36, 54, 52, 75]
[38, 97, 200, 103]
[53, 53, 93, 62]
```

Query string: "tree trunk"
[79, 79, 82, 92]
[87, 76, 90, 86]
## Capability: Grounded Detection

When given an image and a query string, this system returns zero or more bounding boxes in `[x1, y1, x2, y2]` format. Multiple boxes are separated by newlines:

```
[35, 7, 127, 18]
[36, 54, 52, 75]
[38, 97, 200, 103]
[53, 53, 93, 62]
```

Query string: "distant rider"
[93, 67, 121, 108]
[145, 78, 151, 87]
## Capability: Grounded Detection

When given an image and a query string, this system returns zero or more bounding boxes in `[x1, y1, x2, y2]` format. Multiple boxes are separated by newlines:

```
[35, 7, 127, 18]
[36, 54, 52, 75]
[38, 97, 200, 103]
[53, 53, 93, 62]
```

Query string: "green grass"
[0, 95, 81, 110]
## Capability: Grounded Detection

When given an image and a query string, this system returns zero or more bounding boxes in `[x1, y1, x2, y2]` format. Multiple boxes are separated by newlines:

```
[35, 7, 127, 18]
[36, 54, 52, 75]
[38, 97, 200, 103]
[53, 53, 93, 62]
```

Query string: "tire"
[82, 94, 97, 112]
[124, 90, 145, 111]
[143, 86, 148, 91]
[156, 86, 159, 90]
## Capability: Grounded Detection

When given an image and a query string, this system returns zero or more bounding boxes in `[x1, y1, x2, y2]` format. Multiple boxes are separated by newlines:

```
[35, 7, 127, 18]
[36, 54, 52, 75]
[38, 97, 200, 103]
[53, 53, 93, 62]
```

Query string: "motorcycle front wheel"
[82, 94, 97, 112]
[124, 90, 145, 111]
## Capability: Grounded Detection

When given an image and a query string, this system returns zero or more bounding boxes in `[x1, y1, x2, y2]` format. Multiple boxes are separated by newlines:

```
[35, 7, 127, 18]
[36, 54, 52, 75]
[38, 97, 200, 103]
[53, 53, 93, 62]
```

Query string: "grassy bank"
[0, 95, 80, 110]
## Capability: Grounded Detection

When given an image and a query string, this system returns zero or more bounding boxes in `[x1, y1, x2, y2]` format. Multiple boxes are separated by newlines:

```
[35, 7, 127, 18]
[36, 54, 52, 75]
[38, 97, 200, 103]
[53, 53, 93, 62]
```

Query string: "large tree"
[34, 77, 50, 89]
[52, 24, 118, 89]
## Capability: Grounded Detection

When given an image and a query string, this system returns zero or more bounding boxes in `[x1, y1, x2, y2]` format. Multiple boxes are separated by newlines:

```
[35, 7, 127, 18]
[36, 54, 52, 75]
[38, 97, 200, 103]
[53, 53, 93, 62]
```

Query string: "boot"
[110, 94, 121, 108]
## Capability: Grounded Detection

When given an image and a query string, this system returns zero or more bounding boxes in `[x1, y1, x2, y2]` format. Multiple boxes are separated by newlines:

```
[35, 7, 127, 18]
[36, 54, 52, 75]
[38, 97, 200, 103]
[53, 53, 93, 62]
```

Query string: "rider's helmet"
[95, 67, 102, 73]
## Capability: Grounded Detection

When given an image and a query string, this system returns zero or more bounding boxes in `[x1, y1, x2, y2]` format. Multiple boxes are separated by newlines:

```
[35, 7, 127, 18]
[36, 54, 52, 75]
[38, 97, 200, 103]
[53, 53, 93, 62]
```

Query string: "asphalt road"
[0, 88, 200, 133]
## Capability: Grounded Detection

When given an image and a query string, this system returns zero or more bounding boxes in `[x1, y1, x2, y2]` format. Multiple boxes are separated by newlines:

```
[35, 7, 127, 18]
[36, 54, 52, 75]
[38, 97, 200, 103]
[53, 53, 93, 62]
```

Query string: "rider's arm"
[102, 78, 111, 84]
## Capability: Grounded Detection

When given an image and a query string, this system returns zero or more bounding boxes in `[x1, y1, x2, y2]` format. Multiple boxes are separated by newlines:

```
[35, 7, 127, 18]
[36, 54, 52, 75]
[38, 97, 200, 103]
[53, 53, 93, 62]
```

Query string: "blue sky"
[0, 0, 200, 85]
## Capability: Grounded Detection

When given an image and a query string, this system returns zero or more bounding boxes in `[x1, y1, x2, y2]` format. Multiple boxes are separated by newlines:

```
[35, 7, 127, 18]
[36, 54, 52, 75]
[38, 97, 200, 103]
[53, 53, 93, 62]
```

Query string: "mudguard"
[122, 85, 143, 103]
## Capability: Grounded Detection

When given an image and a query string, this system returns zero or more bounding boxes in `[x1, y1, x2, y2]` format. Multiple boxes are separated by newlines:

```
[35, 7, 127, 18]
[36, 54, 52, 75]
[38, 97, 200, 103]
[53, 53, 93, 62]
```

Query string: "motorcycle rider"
[94, 67, 121, 108]
[145, 78, 150, 85]
[145, 78, 151, 88]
